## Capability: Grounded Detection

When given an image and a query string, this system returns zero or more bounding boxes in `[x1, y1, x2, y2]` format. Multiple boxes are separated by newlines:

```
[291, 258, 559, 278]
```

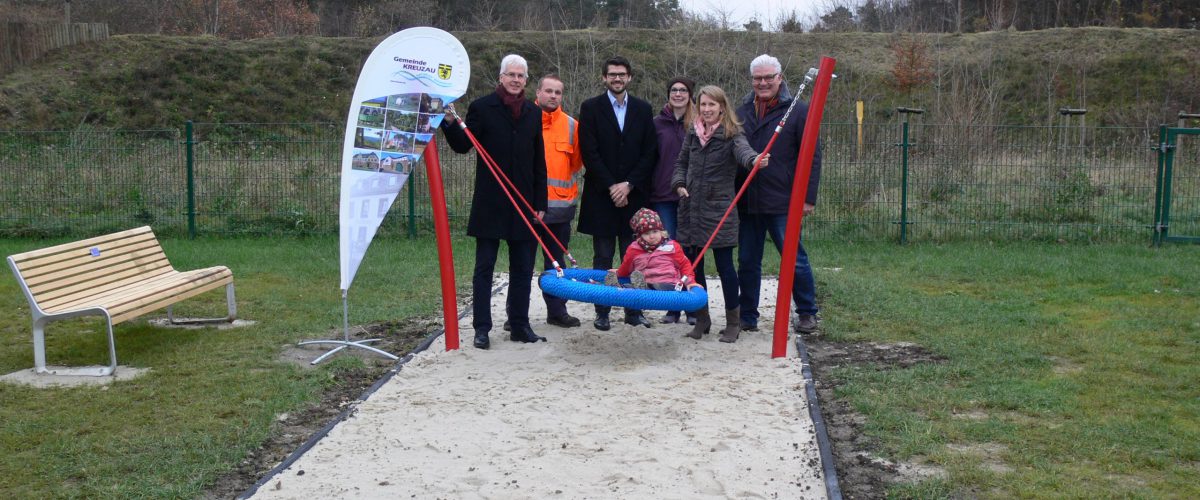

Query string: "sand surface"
[251, 274, 826, 499]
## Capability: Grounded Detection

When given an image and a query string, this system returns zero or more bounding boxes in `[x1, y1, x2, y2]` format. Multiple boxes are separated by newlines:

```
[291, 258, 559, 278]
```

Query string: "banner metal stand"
[300, 290, 399, 365]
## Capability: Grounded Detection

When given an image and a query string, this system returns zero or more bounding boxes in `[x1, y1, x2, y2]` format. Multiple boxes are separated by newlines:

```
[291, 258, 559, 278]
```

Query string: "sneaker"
[740, 321, 759, 332]
[794, 314, 819, 334]
[630, 270, 646, 289]
[604, 270, 619, 287]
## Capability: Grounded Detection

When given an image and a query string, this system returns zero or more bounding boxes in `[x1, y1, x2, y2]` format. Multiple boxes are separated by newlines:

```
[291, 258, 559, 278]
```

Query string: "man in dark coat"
[734, 54, 823, 335]
[577, 55, 659, 331]
[441, 54, 548, 349]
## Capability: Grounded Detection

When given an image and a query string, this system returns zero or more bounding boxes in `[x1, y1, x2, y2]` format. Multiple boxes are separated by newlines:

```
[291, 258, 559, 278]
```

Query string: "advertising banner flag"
[339, 27, 469, 290]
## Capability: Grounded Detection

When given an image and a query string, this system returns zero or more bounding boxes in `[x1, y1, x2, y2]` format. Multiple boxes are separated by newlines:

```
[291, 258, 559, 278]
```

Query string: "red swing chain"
[685, 69, 820, 273]
[446, 108, 575, 276]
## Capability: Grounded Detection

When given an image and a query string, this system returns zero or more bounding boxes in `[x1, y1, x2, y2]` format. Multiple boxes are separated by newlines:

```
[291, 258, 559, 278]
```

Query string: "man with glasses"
[441, 54, 548, 349]
[577, 56, 659, 331]
[734, 54, 823, 335]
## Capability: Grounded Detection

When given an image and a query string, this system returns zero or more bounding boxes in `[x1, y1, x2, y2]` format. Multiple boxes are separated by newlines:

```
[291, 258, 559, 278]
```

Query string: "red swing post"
[772, 57, 836, 358]
[424, 138, 459, 351]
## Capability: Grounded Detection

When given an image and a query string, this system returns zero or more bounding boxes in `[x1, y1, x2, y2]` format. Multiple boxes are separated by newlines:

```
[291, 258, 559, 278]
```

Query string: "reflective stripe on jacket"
[542, 106, 584, 223]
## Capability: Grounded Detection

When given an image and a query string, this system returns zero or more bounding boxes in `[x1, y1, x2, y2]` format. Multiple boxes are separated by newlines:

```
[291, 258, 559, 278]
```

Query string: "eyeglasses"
[606, 72, 629, 79]
[752, 73, 779, 83]
[502, 72, 527, 80]
[669, 87, 689, 94]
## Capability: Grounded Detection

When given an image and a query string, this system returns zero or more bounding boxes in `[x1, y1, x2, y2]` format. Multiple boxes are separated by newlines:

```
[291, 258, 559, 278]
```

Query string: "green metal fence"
[826, 121, 1160, 242]
[1153, 126, 1200, 245]
[0, 127, 184, 237]
[0, 120, 1182, 243]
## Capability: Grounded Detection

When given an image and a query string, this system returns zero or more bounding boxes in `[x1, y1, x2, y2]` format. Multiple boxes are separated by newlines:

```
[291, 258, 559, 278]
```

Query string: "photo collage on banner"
[351, 92, 452, 176]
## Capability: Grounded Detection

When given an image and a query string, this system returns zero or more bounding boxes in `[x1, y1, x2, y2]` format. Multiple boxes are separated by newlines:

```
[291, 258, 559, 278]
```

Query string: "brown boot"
[719, 307, 741, 343]
[686, 306, 711, 339]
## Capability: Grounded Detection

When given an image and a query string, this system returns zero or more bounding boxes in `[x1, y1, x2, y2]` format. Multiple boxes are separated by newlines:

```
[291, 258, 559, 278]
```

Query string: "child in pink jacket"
[606, 208, 700, 291]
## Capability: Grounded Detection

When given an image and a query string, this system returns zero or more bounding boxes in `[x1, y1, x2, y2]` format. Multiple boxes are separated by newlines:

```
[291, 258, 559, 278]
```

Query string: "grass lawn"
[0, 236, 1196, 498]
[0, 235, 476, 497]
[819, 242, 1199, 498]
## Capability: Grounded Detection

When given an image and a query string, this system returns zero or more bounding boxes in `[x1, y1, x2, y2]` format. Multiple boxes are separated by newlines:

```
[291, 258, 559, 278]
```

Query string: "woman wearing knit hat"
[651, 76, 696, 324]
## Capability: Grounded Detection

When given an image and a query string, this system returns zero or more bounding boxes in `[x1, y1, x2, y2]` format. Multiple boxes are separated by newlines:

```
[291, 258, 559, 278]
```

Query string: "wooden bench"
[6, 226, 235, 377]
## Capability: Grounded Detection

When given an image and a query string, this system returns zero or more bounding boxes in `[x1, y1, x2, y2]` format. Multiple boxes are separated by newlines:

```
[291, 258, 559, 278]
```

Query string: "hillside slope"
[1, 28, 1198, 129]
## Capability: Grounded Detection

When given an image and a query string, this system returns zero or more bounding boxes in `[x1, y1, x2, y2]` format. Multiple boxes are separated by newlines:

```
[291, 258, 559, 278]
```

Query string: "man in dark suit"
[577, 56, 659, 330]
[441, 54, 548, 349]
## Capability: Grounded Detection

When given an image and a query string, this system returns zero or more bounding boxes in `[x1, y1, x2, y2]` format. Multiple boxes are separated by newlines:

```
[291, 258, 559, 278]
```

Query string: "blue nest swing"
[537, 268, 708, 312]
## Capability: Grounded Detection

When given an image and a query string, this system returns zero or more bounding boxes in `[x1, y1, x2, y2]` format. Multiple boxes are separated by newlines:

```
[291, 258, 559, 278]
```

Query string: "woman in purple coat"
[650, 76, 695, 324]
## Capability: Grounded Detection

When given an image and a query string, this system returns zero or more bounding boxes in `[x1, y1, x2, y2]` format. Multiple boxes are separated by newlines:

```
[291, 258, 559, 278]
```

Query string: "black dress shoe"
[593, 315, 611, 331]
[547, 314, 581, 328]
[502, 319, 511, 332]
[473, 332, 490, 349]
[510, 324, 547, 343]
[624, 312, 653, 328]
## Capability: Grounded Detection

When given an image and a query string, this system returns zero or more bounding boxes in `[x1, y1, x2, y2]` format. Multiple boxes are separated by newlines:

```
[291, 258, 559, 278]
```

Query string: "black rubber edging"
[236, 296, 478, 500]
[794, 333, 843, 500]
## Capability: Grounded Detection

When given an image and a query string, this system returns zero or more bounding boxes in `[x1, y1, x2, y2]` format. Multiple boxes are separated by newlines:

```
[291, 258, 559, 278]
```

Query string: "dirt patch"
[201, 318, 440, 499]
[947, 443, 1013, 474]
[804, 337, 949, 499]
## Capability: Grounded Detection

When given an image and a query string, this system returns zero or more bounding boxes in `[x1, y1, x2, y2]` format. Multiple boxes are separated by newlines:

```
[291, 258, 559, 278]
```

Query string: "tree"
[889, 35, 934, 93]
[773, 8, 805, 33]
[348, 0, 434, 37]
[812, 6, 856, 32]
[856, 0, 882, 32]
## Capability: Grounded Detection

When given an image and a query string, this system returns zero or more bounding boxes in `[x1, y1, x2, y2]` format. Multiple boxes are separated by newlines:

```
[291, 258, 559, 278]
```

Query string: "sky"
[678, 0, 835, 30]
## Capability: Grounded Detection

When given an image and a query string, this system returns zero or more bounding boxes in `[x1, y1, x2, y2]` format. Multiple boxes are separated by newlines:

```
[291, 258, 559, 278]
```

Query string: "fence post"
[1058, 107, 1087, 153]
[896, 107, 923, 244]
[1177, 111, 1200, 129]
[408, 181, 416, 239]
[185, 120, 196, 239]
[1152, 124, 1166, 247]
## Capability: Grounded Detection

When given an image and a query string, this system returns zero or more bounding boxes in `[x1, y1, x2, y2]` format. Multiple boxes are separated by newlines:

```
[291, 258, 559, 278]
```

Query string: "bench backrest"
[7, 226, 175, 313]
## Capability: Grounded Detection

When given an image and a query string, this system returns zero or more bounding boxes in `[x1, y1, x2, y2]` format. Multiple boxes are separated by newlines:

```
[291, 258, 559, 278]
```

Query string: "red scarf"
[496, 84, 524, 119]
[755, 95, 779, 119]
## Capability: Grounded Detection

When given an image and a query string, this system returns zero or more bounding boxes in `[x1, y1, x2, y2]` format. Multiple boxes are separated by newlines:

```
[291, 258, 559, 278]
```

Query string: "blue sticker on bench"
[89, 247, 100, 257]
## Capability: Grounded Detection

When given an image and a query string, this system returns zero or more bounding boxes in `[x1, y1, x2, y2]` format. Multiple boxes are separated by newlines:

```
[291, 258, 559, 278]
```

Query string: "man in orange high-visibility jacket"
[533, 73, 584, 328]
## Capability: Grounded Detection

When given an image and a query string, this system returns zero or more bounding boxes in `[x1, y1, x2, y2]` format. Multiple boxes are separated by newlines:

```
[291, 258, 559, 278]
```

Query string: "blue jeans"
[650, 201, 679, 239]
[737, 213, 817, 326]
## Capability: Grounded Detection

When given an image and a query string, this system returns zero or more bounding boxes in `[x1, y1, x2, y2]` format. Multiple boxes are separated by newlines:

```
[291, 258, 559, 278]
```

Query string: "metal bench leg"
[31, 313, 117, 377]
[226, 283, 237, 320]
[101, 318, 117, 376]
[167, 283, 238, 324]
[32, 317, 48, 374]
